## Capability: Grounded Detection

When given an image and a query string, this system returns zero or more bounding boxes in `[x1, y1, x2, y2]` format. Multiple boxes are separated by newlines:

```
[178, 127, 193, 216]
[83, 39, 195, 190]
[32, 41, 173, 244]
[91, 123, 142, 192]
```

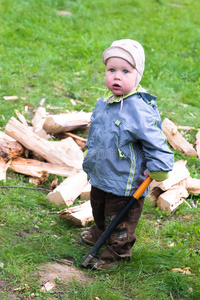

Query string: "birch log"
[5, 117, 82, 169]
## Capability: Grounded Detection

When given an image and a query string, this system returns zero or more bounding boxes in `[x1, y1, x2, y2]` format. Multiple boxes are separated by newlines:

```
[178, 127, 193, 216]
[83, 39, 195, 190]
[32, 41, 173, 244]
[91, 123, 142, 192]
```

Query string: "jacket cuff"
[149, 171, 169, 182]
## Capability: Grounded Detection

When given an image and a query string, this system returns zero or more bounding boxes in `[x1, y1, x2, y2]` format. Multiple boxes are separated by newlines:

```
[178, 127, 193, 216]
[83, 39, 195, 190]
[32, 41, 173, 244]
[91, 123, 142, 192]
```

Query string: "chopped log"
[0, 159, 11, 181]
[0, 140, 25, 161]
[32, 107, 49, 140]
[48, 137, 84, 170]
[186, 176, 200, 194]
[43, 111, 92, 134]
[80, 183, 91, 200]
[9, 157, 77, 178]
[55, 132, 87, 151]
[195, 130, 200, 158]
[162, 118, 198, 157]
[149, 160, 190, 193]
[59, 200, 93, 226]
[46, 171, 88, 206]
[157, 185, 188, 212]
[5, 117, 82, 169]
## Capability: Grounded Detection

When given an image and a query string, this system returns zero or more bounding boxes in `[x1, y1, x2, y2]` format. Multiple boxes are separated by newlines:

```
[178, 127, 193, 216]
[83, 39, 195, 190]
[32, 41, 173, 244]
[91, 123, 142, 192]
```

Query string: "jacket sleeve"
[133, 104, 174, 173]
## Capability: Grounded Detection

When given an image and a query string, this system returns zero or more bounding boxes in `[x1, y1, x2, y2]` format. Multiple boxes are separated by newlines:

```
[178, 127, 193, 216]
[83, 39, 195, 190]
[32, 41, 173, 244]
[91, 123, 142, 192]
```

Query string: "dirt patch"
[37, 261, 89, 292]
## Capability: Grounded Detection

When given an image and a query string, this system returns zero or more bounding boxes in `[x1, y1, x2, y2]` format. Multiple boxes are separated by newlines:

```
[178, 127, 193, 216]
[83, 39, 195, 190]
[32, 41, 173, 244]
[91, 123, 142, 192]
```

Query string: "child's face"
[105, 57, 138, 96]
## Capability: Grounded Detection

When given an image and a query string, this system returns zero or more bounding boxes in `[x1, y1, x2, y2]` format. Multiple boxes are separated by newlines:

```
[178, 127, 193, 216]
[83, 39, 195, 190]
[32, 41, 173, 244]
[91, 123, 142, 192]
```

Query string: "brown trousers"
[89, 186, 145, 261]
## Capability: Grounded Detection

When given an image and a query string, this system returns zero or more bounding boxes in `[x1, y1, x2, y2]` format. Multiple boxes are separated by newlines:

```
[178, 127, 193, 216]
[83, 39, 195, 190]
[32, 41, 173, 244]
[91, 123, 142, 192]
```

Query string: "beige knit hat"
[102, 39, 145, 86]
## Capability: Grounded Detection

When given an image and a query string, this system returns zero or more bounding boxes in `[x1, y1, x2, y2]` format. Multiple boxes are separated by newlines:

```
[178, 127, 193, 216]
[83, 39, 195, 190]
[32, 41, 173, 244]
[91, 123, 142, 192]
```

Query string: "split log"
[59, 200, 93, 226]
[157, 185, 189, 212]
[80, 183, 91, 200]
[0, 159, 11, 181]
[5, 117, 82, 169]
[0, 140, 25, 161]
[32, 107, 49, 139]
[177, 176, 200, 194]
[55, 132, 87, 151]
[43, 111, 92, 134]
[195, 130, 200, 158]
[186, 176, 200, 194]
[14, 110, 29, 127]
[162, 118, 198, 157]
[48, 137, 84, 170]
[46, 171, 88, 206]
[9, 157, 77, 179]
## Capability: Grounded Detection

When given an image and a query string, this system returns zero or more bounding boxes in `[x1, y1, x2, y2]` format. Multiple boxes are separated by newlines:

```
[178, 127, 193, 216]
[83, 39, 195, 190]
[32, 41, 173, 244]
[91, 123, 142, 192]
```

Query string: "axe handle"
[81, 176, 152, 267]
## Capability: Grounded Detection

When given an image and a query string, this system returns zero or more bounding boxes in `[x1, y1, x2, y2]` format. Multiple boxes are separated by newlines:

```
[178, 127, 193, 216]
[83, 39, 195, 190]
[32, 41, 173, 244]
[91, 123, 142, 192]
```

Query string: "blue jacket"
[83, 91, 174, 197]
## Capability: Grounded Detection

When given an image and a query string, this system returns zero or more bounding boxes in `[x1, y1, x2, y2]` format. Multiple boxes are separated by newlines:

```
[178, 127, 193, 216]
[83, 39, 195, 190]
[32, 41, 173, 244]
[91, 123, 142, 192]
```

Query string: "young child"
[81, 39, 174, 270]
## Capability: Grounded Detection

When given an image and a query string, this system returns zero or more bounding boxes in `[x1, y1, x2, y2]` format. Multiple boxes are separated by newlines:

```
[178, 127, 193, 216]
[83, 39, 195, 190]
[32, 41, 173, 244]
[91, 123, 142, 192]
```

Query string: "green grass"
[0, 0, 200, 299]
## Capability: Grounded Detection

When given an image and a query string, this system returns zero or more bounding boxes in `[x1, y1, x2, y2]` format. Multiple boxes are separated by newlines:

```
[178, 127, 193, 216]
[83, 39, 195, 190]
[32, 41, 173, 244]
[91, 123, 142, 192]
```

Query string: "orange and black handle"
[81, 176, 153, 267]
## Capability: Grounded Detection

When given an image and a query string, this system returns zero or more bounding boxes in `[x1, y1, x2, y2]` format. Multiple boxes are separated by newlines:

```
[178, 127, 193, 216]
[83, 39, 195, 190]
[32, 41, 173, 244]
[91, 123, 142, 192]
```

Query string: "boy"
[81, 39, 174, 270]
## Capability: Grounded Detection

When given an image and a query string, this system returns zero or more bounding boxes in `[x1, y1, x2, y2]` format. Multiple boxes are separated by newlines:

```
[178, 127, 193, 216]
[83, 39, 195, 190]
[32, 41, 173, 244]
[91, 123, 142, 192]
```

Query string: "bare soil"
[37, 261, 88, 288]
[0, 262, 90, 299]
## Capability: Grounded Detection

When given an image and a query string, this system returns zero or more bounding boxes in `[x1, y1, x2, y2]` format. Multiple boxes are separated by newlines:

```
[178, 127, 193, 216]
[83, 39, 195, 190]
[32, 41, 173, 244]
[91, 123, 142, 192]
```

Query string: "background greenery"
[0, 0, 200, 299]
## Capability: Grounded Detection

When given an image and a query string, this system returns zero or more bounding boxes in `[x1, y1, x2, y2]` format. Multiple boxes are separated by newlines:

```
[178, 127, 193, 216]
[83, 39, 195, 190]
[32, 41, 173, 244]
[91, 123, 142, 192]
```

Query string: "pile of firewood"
[148, 118, 200, 213]
[1, 108, 91, 203]
[0, 108, 200, 225]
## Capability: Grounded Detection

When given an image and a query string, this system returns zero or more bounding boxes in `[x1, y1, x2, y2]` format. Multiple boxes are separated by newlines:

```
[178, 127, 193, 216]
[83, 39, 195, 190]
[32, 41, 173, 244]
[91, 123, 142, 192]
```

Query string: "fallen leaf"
[182, 214, 192, 219]
[172, 267, 194, 275]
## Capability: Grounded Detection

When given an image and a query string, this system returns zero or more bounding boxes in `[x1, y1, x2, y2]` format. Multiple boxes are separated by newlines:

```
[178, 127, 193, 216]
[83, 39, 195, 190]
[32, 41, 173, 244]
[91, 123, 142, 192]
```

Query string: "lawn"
[0, 0, 200, 299]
